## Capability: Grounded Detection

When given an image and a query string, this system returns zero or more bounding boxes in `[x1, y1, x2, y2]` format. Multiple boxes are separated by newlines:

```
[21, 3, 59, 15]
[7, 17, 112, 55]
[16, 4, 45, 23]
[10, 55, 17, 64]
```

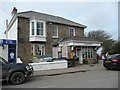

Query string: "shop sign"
[0, 39, 16, 45]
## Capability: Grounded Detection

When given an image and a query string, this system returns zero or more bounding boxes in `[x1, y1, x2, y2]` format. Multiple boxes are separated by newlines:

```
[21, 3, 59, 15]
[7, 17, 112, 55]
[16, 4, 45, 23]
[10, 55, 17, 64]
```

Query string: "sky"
[0, 0, 119, 41]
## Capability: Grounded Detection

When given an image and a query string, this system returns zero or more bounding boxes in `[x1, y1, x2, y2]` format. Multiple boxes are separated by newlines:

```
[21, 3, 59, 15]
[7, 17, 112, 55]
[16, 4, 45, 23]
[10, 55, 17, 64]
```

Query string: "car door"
[117, 55, 120, 66]
[0, 57, 9, 79]
[2, 64, 10, 79]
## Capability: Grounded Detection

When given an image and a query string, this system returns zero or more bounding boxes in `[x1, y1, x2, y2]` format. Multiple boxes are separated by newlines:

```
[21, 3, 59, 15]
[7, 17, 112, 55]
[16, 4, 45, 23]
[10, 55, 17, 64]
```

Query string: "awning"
[58, 37, 102, 47]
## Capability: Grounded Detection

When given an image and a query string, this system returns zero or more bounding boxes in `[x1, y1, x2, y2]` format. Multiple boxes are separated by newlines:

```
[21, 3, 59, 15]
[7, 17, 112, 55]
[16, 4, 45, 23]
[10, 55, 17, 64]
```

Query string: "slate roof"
[60, 36, 102, 43]
[16, 11, 87, 28]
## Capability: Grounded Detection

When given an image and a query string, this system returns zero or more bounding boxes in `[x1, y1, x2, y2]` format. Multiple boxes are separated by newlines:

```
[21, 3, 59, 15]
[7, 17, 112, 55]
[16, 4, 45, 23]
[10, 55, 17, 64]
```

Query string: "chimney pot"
[12, 7, 17, 16]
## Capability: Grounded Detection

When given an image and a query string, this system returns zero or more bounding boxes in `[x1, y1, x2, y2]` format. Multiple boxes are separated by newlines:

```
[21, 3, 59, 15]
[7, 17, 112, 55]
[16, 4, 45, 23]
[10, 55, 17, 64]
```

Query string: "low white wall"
[29, 60, 68, 71]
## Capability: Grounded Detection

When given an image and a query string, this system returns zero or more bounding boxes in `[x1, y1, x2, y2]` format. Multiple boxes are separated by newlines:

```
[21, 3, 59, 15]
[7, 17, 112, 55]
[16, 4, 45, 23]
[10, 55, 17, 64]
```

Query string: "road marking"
[39, 85, 57, 88]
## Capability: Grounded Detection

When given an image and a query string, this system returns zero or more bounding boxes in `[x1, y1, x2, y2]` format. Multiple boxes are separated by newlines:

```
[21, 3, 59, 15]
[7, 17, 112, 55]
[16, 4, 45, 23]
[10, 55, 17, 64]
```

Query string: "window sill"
[52, 36, 58, 39]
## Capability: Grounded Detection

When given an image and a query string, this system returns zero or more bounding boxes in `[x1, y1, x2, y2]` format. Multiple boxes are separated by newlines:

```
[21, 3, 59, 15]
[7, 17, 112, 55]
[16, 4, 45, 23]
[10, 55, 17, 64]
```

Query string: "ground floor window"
[77, 47, 94, 59]
[82, 47, 94, 59]
[31, 44, 45, 57]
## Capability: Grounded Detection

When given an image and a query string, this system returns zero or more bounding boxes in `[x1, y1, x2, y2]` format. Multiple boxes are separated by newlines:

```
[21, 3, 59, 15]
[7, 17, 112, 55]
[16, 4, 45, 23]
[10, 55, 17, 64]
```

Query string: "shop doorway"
[77, 48, 83, 64]
[8, 44, 16, 63]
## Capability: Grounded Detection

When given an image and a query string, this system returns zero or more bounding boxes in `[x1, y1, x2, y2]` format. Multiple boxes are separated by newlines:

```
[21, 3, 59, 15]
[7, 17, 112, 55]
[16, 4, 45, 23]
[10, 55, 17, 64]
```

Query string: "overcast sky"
[0, 0, 119, 40]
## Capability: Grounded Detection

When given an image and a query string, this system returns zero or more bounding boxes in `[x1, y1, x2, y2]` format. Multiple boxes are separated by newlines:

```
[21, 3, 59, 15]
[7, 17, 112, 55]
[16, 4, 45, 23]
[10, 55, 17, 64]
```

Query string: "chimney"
[11, 7, 17, 16]
[6, 19, 8, 39]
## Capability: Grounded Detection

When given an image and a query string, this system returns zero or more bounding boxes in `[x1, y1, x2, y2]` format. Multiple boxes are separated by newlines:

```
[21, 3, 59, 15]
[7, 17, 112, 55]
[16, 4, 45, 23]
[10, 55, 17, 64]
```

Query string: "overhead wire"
[0, 6, 11, 15]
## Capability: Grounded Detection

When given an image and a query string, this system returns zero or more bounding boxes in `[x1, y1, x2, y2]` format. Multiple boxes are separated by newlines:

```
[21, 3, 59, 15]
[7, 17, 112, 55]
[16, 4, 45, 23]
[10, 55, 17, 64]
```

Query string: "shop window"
[82, 53, 85, 58]
[88, 52, 90, 58]
[91, 52, 93, 58]
[82, 47, 94, 59]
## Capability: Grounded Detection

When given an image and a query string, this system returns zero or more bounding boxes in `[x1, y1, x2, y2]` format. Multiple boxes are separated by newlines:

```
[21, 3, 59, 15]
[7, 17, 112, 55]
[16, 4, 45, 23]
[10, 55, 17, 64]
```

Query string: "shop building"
[0, 39, 17, 63]
[57, 37, 101, 64]
[6, 7, 101, 63]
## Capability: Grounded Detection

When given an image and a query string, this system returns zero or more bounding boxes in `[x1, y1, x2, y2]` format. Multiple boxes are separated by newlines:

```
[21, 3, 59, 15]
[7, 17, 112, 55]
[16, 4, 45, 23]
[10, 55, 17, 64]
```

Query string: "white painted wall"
[8, 18, 18, 40]
[0, 45, 8, 61]
[29, 60, 68, 71]
[62, 46, 68, 58]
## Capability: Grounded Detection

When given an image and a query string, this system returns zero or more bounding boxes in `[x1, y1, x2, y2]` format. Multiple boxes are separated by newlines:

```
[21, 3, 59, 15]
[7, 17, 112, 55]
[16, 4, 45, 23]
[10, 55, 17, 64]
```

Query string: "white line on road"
[39, 85, 57, 88]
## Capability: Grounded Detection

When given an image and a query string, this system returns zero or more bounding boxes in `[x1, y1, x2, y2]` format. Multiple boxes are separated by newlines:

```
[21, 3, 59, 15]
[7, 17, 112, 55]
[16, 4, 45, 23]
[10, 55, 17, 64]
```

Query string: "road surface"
[2, 67, 118, 88]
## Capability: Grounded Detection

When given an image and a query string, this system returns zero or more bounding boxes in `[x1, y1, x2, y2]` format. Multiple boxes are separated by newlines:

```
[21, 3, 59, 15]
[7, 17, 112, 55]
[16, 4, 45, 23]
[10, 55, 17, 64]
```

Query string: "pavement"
[33, 60, 104, 77]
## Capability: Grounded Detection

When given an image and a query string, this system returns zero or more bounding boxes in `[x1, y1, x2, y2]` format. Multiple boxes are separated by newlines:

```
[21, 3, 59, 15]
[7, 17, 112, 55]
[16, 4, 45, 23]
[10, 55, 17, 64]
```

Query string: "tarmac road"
[2, 67, 118, 88]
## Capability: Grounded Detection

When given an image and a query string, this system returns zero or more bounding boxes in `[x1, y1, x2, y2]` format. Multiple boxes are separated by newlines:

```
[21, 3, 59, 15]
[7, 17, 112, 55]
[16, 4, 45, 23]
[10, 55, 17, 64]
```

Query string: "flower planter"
[83, 60, 88, 64]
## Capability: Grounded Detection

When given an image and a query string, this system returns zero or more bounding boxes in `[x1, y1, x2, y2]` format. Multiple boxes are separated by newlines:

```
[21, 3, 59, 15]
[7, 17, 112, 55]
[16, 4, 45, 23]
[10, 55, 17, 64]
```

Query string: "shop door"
[77, 49, 83, 64]
[52, 47, 58, 58]
[8, 44, 16, 63]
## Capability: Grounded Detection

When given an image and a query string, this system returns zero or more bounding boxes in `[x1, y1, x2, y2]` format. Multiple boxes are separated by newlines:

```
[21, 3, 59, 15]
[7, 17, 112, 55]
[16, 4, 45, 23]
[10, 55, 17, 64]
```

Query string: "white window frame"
[36, 21, 44, 36]
[30, 19, 46, 37]
[69, 27, 75, 36]
[32, 44, 45, 56]
[31, 22, 35, 35]
[52, 25, 58, 38]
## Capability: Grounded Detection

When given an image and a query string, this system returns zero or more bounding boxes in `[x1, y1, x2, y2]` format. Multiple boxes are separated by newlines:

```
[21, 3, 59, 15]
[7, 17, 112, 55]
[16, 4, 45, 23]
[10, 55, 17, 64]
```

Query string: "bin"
[67, 59, 75, 67]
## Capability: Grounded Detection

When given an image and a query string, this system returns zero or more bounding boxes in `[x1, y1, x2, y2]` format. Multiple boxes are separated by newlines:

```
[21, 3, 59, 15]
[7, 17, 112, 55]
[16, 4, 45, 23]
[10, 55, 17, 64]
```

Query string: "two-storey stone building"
[6, 8, 101, 64]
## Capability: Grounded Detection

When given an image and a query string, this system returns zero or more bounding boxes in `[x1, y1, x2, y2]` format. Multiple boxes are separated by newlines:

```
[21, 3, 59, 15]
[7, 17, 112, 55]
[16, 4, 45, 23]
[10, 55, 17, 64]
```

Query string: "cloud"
[71, 2, 118, 40]
[0, 2, 118, 40]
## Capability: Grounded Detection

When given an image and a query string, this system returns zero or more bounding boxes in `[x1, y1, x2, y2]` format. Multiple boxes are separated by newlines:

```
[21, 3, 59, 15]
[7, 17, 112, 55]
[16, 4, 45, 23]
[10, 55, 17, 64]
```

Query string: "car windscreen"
[107, 55, 120, 60]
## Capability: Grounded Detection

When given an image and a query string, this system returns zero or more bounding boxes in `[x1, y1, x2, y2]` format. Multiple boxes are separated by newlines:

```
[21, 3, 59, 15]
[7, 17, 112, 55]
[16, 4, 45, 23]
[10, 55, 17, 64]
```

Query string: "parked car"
[103, 54, 120, 70]
[34, 55, 53, 63]
[0, 56, 34, 85]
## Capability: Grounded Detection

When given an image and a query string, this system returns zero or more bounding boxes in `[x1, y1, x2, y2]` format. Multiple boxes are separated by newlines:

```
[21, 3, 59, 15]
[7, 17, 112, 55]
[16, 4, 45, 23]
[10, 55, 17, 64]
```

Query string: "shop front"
[58, 37, 102, 65]
[75, 46, 98, 64]
[0, 39, 16, 63]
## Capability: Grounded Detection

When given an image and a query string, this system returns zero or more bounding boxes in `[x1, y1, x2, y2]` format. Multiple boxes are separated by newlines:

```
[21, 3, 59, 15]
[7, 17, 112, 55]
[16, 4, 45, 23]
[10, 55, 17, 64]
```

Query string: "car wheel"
[10, 72, 25, 85]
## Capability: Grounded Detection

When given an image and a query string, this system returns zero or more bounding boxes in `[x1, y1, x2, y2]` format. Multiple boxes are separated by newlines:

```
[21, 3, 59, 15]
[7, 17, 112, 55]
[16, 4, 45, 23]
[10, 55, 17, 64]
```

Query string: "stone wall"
[17, 17, 32, 63]
[45, 22, 84, 56]
[17, 17, 84, 63]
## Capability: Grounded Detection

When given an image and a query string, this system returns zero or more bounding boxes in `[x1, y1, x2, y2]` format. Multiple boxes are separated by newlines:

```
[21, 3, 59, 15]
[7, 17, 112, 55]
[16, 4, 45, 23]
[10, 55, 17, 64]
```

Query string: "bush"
[84, 59, 98, 64]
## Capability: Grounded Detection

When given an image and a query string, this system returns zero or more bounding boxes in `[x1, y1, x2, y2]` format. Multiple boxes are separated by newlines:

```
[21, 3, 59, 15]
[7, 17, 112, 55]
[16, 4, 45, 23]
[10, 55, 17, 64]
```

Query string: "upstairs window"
[30, 20, 46, 36]
[37, 22, 44, 36]
[52, 25, 58, 38]
[69, 27, 75, 36]
[32, 22, 34, 35]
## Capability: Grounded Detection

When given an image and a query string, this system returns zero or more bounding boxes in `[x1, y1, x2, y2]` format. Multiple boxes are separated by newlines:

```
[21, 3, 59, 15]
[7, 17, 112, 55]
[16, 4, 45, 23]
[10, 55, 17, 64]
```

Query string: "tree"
[87, 30, 115, 54]
[111, 41, 120, 54]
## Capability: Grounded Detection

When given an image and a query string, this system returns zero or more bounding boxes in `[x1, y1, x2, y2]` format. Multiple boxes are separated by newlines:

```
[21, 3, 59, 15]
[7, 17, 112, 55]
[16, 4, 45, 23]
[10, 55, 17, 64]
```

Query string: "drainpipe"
[6, 19, 8, 39]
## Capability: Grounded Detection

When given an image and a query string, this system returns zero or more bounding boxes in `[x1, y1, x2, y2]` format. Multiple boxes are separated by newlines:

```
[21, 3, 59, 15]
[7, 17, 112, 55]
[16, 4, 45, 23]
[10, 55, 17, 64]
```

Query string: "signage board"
[0, 39, 16, 45]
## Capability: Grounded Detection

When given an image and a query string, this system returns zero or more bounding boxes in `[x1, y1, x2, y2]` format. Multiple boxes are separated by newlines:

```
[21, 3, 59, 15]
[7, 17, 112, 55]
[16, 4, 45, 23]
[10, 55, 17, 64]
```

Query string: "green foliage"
[111, 41, 120, 54]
